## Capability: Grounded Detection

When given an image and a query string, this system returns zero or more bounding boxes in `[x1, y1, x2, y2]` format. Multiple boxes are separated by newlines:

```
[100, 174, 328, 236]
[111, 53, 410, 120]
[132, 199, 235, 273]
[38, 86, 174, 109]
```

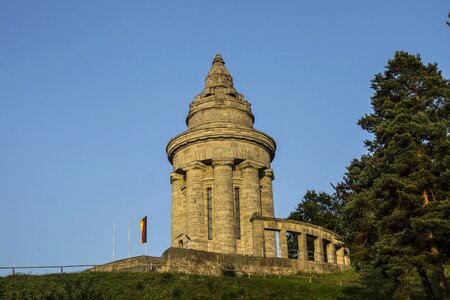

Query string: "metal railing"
[0, 264, 98, 276]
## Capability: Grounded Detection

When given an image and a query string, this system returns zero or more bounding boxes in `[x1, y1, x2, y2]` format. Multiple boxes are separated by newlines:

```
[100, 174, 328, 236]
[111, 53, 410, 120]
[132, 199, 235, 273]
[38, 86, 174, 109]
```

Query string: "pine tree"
[342, 51, 450, 299]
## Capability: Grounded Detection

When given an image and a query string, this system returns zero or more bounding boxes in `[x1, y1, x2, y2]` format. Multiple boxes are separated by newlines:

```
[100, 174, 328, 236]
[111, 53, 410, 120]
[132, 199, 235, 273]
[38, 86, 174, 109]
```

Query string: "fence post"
[12, 267, 15, 276]
[60, 267, 63, 273]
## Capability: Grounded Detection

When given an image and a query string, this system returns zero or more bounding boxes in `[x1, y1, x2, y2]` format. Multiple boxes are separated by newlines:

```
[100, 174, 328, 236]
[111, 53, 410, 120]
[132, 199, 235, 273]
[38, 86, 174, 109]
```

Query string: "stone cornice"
[212, 159, 234, 167]
[180, 160, 206, 171]
[237, 160, 265, 170]
[261, 168, 274, 180]
[166, 127, 276, 164]
[170, 172, 185, 184]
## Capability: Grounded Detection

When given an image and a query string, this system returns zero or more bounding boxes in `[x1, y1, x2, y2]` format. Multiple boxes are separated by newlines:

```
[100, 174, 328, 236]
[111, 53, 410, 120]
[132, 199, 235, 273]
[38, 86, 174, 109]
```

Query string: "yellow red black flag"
[140, 216, 147, 244]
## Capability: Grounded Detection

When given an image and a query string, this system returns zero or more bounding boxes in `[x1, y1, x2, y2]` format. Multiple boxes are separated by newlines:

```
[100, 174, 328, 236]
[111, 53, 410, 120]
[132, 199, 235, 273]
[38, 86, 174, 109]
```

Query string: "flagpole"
[128, 219, 131, 258]
[145, 243, 147, 256]
[112, 224, 116, 261]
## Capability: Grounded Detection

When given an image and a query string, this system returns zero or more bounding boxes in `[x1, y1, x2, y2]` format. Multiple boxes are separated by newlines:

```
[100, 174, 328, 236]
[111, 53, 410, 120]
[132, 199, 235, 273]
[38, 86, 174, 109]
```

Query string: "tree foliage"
[341, 51, 450, 299]
[287, 190, 343, 235]
[286, 190, 344, 259]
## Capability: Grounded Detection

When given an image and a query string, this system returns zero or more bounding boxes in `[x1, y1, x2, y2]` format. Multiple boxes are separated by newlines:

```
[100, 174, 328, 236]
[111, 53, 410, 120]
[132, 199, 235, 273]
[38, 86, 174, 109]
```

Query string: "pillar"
[251, 218, 265, 257]
[344, 249, 350, 265]
[314, 237, 324, 262]
[327, 242, 336, 264]
[260, 168, 276, 257]
[279, 229, 288, 258]
[184, 161, 206, 250]
[297, 233, 308, 261]
[336, 247, 345, 265]
[212, 159, 235, 254]
[170, 172, 185, 247]
[260, 168, 275, 217]
[239, 161, 262, 255]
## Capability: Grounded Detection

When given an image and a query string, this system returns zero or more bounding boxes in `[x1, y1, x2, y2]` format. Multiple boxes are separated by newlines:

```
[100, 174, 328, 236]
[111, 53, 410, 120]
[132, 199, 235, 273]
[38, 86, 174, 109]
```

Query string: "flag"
[140, 216, 147, 244]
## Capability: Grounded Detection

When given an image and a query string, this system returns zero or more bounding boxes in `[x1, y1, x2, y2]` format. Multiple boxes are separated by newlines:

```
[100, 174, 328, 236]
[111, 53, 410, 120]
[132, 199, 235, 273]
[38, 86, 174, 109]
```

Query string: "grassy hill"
[0, 268, 412, 300]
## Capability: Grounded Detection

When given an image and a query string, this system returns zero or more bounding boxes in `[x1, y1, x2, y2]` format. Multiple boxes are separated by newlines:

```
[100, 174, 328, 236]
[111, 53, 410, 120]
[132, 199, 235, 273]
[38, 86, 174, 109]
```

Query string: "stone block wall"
[159, 248, 349, 276]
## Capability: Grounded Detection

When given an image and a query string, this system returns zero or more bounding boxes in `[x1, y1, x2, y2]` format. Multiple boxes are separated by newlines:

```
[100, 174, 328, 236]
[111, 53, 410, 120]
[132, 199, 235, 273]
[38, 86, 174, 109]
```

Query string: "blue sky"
[1, 1, 449, 271]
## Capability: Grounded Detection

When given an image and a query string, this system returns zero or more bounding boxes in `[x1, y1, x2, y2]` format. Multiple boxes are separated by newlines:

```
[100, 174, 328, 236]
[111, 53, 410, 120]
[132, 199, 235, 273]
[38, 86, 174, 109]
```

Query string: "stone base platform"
[160, 247, 349, 276]
[90, 248, 350, 276]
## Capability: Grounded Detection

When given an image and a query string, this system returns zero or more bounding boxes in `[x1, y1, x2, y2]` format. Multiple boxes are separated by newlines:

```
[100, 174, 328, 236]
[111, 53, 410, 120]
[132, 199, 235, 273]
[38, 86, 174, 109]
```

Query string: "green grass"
[0, 268, 436, 300]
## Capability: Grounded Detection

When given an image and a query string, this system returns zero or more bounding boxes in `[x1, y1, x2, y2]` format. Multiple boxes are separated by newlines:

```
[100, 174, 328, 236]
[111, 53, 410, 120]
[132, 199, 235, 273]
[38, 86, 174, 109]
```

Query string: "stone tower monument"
[166, 54, 277, 256]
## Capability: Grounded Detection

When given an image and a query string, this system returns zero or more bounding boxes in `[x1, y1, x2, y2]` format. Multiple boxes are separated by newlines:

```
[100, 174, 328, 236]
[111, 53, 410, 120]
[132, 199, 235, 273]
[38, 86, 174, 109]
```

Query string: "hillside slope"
[0, 270, 396, 300]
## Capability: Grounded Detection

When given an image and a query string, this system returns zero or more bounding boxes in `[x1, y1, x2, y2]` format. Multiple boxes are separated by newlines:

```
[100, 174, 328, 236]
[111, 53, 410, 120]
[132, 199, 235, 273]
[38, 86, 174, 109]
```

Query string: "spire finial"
[212, 53, 225, 65]
[205, 53, 233, 89]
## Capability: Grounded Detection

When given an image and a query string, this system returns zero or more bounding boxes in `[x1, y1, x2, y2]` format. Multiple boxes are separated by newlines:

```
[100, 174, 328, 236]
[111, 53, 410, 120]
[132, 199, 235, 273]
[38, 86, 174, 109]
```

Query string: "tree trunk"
[436, 264, 449, 300]
[427, 232, 449, 300]
[416, 265, 435, 300]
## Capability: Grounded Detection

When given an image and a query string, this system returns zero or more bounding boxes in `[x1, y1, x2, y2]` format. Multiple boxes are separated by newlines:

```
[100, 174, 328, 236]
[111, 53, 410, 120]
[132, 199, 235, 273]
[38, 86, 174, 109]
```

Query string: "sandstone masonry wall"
[160, 248, 349, 276]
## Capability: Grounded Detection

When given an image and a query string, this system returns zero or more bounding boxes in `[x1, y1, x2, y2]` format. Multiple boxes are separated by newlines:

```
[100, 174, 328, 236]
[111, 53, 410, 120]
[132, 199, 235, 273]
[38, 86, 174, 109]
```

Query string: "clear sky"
[1, 1, 449, 271]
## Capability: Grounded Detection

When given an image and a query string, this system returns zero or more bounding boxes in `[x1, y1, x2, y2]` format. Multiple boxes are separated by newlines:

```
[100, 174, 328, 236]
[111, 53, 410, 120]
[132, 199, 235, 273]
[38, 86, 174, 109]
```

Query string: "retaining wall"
[160, 247, 349, 276]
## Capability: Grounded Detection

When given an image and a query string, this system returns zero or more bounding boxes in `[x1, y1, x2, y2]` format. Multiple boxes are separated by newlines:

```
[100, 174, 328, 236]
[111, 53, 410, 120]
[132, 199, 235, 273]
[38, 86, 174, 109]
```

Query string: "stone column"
[263, 230, 277, 258]
[260, 168, 276, 257]
[314, 237, 324, 262]
[170, 172, 185, 247]
[239, 161, 262, 256]
[344, 250, 350, 265]
[327, 243, 336, 264]
[251, 217, 265, 257]
[336, 247, 344, 265]
[260, 168, 275, 217]
[212, 159, 235, 254]
[279, 229, 288, 258]
[184, 161, 206, 250]
[297, 233, 308, 261]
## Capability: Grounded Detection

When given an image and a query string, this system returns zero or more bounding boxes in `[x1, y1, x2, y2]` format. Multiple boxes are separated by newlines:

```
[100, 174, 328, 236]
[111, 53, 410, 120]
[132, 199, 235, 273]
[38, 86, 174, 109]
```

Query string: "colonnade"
[252, 216, 350, 266]
[170, 159, 276, 256]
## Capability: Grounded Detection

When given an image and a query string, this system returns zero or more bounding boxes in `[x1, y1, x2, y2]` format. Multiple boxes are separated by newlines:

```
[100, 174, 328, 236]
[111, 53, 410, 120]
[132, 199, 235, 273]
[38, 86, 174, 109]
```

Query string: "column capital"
[237, 159, 265, 171]
[170, 172, 185, 183]
[212, 158, 234, 167]
[261, 168, 275, 180]
[181, 160, 206, 171]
